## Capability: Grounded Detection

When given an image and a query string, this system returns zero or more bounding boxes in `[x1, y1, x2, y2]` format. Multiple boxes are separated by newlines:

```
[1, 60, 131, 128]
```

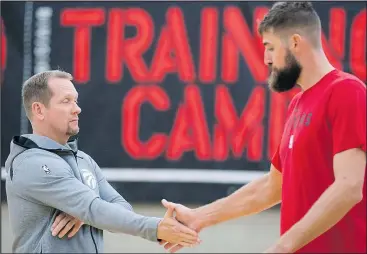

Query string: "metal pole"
[20, 1, 34, 134]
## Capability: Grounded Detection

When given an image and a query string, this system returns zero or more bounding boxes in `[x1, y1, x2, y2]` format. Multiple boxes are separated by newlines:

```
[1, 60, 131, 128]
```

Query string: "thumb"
[161, 199, 176, 209]
[162, 199, 176, 218]
[164, 204, 175, 218]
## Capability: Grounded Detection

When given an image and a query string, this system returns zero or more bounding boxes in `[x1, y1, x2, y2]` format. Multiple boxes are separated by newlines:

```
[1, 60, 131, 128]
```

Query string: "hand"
[51, 212, 84, 238]
[157, 201, 200, 249]
[162, 199, 202, 231]
[159, 199, 202, 253]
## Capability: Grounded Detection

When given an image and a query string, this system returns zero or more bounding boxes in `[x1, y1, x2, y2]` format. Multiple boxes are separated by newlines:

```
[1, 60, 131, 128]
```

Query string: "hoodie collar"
[12, 134, 79, 154]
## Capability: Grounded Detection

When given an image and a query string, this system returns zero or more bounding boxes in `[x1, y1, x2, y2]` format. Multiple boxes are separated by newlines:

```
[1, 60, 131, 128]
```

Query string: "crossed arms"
[12, 151, 199, 247]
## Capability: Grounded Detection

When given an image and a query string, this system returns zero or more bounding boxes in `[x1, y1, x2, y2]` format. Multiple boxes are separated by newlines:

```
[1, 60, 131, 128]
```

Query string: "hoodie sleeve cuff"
[143, 217, 162, 242]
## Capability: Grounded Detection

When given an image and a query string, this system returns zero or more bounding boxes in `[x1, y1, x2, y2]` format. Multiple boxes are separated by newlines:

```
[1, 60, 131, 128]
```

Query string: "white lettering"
[289, 135, 294, 149]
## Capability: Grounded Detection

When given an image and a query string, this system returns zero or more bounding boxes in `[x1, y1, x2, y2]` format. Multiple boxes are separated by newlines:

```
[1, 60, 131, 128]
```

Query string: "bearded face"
[268, 49, 302, 93]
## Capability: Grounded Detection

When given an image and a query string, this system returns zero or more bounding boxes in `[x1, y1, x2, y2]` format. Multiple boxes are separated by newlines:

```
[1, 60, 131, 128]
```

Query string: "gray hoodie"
[5, 134, 162, 253]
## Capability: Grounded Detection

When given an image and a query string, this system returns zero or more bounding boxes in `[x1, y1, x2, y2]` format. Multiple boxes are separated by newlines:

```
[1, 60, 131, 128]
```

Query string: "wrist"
[153, 217, 164, 242]
[192, 208, 209, 231]
[276, 225, 304, 253]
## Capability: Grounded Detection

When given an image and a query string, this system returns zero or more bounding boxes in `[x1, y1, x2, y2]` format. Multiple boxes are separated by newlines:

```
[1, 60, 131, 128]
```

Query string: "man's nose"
[74, 103, 82, 114]
[264, 58, 272, 66]
[264, 51, 272, 66]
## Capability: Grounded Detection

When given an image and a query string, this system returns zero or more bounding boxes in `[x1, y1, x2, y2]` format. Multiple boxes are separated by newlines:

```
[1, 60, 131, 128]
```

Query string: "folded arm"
[12, 151, 160, 242]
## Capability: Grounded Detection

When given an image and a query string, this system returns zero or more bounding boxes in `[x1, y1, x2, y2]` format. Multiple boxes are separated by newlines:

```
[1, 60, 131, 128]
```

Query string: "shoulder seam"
[12, 149, 73, 179]
[13, 148, 61, 167]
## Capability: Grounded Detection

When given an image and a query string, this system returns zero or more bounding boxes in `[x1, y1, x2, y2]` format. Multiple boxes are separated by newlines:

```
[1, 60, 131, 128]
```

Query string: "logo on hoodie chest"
[80, 168, 97, 190]
[42, 165, 50, 174]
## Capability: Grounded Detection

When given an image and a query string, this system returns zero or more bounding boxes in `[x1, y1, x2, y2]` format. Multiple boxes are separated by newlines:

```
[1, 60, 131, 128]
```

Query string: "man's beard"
[66, 126, 79, 136]
[268, 50, 302, 93]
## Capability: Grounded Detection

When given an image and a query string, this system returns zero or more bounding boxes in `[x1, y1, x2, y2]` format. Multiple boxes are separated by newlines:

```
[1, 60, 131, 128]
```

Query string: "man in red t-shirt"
[159, 2, 366, 253]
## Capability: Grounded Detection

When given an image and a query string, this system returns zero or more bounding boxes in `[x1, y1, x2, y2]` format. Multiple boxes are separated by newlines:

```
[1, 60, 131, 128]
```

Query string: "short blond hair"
[22, 70, 73, 118]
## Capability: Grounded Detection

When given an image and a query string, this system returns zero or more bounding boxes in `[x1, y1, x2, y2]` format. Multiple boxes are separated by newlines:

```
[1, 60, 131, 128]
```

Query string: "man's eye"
[268, 48, 274, 52]
[63, 99, 70, 103]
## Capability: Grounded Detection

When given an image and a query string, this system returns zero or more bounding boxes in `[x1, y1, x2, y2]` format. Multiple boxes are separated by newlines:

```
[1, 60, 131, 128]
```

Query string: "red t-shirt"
[272, 69, 366, 253]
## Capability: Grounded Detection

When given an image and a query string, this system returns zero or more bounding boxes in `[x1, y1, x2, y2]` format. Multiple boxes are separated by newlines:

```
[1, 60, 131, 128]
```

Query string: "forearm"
[277, 182, 362, 252]
[18, 174, 159, 241]
[195, 173, 281, 228]
[97, 178, 134, 211]
[109, 196, 134, 211]
[84, 197, 161, 241]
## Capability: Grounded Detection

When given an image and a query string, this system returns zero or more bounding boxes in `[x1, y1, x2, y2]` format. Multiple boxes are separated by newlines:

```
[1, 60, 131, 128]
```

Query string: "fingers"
[67, 221, 83, 238]
[157, 217, 200, 247]
[163, 243, 184, 254]
[172, 230, 198, 245]
[58, 220, 75, 238]
[51, 213, 84, 239]
[169, 244, 184, 253]
[52, 216, 71, 237]
[163, 243, 188, 253]
[159, 240, 167, 246]
[176, 222, 198, 237]
[176, 241, 195, 247]
[170, 220, 199, 244]
[164, 242, 176, 250]
[51, 212, 66, 230]
[178, 234, 199, 245]
[173, 220, 200, 244]
[160, 231, 200, 253]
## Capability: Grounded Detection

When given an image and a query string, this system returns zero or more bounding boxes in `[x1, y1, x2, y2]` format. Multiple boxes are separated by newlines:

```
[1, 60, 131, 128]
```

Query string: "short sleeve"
[271, 145, 282, 172]
[327, 80, 366, 155]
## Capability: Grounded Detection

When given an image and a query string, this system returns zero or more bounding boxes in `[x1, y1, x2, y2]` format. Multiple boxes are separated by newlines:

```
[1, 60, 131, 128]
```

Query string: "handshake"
[156, 199, 203, 253]
[50, 199, 204, 253]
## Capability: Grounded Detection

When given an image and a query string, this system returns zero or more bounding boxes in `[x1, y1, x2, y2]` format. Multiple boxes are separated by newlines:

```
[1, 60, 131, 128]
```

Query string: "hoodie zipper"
[73, 152, 98, 254]
[90, 228, 98, 253]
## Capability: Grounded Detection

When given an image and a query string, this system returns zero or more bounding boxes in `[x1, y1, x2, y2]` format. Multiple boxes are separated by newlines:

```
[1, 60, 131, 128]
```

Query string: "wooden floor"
[2, 203, 280, 253]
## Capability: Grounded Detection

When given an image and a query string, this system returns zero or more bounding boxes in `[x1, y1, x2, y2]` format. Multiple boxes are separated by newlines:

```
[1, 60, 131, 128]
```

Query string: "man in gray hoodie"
[5, 70, 200, 253]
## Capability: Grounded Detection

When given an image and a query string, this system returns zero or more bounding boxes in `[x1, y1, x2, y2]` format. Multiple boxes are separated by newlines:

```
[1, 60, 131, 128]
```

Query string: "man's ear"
[289, 33, 302, 51]
[31, 102, 45, 120]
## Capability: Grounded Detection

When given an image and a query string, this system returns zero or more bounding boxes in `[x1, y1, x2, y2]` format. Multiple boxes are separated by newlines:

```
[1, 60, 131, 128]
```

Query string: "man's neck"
[32, 129, 68, 146]
[297, 50, 335, 91]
